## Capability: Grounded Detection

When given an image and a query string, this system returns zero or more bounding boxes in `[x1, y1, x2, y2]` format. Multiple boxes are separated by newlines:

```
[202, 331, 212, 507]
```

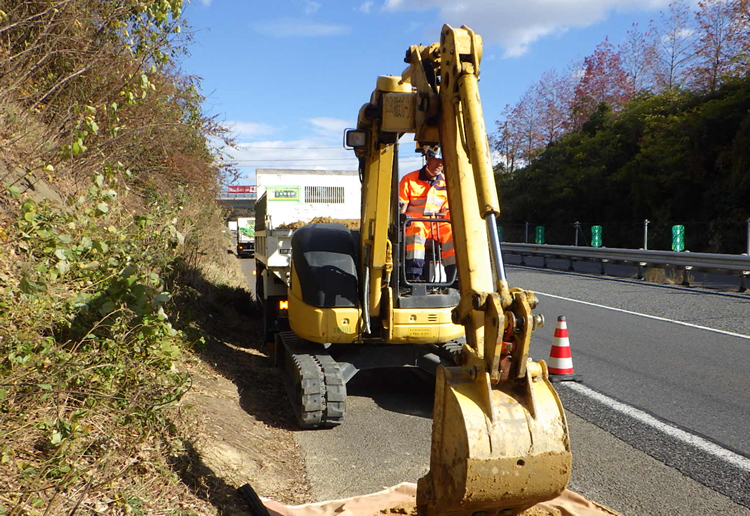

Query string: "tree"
[494, 96, 540, 172]
[571, 38, 634, 129]
[619, 23, 658, 93]
[692, 0, 743, 91]
[493, 113, 522, 173]
[727, 0, 750, 77]
[648, 1, 697, 91]
[533, 69, 576, 145]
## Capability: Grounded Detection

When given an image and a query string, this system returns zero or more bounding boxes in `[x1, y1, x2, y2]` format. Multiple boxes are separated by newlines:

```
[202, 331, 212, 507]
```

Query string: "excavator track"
[277, 331, 346, 429]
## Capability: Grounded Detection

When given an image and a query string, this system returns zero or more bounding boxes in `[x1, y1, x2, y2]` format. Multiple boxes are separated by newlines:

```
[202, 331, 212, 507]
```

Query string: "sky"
[178, 0, 678, 185]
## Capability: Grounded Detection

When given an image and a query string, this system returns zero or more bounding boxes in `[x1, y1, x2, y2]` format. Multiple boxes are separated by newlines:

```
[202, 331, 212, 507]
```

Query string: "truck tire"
[255, 263, 265, 308]
[255, 264, 275, 343]
[263, 297, 277, 345]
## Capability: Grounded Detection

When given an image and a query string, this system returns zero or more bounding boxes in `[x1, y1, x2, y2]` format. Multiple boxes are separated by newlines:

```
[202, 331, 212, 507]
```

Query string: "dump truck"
[236, 216, 256, 258]
[253, 169, 361, 342]
[256, 25, 573, 516]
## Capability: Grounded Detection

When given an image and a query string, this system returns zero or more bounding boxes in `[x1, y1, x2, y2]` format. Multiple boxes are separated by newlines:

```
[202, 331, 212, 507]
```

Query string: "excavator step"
[277, 332, 346, 429]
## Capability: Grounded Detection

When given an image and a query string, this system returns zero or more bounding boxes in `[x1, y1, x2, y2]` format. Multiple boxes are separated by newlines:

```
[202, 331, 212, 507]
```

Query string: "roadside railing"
[501, 243, 750, 292]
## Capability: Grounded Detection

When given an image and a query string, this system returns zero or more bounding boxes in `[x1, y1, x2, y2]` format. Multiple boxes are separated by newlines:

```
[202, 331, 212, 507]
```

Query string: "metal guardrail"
[501, 243, 750, 275]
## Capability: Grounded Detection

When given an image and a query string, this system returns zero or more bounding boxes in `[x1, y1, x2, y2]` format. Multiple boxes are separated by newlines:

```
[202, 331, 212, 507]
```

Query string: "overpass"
[216, 187, 257, 215]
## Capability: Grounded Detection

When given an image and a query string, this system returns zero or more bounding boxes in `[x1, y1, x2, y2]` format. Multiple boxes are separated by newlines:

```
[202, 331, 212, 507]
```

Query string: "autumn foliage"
[494, 0, 750, 253]
[495, 0, 750, 171]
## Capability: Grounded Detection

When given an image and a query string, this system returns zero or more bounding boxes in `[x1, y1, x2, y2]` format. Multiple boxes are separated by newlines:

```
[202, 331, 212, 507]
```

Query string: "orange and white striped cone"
[547, 316, 582, 383]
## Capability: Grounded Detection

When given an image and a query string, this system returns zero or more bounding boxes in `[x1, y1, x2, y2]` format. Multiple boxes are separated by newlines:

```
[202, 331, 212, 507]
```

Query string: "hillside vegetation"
[0, 1, 252, 514]
[498, 80, 750, 252]
[494, 0, 750, 252]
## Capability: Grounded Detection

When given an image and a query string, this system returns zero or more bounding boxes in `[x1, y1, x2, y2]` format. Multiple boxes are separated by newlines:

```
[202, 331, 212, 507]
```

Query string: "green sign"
[267, 186, 300, 202]
[497, 225, 504, 242]
[535, 226, 545, 245]
[591, 225, 603, 247]
[672, 225, 685, 251]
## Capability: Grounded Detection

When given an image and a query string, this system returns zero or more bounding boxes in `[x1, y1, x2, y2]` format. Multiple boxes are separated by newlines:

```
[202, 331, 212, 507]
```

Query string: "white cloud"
[254, 18, 351, 37]
[308, 117, 351, 136]
[357, 1, 374, 13]
[224, 121, 277, 138]
[217, 134, 424, 182]
[221, 139, 358, 176]
[383, 0, 672, 58]
[304, 0, 321, 14]
[199, 0, 212, 5]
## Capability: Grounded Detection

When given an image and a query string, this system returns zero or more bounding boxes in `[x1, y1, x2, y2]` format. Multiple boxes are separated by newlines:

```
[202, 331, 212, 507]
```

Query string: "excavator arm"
[414, 26, 571, 516]
[348, 25, 571, 515]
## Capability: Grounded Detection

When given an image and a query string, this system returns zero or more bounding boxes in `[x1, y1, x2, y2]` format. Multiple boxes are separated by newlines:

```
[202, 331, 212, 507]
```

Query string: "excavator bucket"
[417, 360, 571, 516]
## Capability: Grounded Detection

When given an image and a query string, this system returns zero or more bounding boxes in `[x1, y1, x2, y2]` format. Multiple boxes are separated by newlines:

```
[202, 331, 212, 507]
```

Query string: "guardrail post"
[644, 219, 650, 250]
[672, 225, 685, 252]
[569, 225, 576, 270]
[746, 218, 749, 255]
[525, 222, 529, 244]
[535, 226, 545, 245]
[591, 225, 602, 248]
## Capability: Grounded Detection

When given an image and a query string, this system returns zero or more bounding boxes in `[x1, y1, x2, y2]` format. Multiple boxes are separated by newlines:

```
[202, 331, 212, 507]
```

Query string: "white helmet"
[422, 144, 441, 159]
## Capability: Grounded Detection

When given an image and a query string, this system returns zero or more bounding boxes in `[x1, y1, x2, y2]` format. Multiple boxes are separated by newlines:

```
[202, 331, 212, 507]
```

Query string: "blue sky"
[178, 0, 677, 184]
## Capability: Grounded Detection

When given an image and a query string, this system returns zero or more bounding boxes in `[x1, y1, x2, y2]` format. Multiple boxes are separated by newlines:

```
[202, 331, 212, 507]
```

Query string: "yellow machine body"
[286, 24, 572, 515]
[288, 266, 464, 345]
[287, 267, 360, 344]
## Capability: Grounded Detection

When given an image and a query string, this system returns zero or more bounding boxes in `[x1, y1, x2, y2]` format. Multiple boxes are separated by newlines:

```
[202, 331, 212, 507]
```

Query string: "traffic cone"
[547, 316, 582, 383]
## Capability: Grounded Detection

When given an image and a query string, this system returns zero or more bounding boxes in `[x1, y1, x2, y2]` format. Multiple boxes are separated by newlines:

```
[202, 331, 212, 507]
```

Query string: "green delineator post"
[535, 226, 545, 245]
[672, 225, 685, 251]
[591, 225, 602, 248]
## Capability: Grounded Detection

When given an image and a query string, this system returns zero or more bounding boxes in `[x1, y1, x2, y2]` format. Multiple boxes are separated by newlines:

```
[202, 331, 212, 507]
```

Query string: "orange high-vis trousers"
[405, 219, 455, 276]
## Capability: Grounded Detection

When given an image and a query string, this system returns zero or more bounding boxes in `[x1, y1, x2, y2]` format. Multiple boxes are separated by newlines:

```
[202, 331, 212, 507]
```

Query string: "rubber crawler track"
[278, 332, 346, 429]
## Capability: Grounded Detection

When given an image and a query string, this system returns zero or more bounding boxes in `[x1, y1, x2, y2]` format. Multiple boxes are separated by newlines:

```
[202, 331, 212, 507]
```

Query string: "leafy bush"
[0, 175, 208, 514]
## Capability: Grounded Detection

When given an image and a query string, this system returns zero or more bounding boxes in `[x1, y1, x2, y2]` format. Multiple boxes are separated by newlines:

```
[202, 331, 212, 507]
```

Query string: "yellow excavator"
[275, 24, 571, 515]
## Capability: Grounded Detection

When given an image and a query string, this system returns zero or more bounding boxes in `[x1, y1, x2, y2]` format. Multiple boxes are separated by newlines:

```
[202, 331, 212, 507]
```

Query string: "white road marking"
[537, 292, 750, 340]
[563, 382, 750, 472]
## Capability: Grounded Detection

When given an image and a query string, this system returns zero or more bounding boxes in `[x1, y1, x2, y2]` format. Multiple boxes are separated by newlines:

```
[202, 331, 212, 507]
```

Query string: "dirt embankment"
[276, 217, 360, 230]
[174, 290, 314, 514]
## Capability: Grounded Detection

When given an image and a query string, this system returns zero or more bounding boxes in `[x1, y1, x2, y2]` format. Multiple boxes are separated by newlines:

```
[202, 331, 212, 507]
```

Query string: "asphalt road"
[238, 255, 750, 515]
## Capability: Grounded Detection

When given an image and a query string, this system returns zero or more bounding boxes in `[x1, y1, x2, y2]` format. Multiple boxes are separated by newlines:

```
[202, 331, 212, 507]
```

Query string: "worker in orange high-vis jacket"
[398, 145, 456, 282]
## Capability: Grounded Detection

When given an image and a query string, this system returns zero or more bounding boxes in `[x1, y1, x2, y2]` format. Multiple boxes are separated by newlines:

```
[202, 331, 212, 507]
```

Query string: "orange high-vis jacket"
[398, 169, 449, 217]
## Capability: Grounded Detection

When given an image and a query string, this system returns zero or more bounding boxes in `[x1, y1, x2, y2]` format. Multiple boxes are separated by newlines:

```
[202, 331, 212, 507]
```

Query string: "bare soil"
[173, 289, 315, 514]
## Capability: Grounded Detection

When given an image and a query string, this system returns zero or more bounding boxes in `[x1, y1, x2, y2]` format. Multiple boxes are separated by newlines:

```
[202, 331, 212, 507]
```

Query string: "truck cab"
[236, 216, 256, 258]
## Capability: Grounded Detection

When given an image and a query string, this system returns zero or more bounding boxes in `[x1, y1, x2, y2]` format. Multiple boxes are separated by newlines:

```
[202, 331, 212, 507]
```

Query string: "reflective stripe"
[425, 186, 444, 215]
[406, 233, 426, 260]
[406, 199, 426, 216]
[441, 241, 455, 257]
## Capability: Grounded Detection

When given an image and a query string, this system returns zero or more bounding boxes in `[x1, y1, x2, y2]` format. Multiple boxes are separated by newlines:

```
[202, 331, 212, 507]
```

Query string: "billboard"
[227, 185, 257, 194]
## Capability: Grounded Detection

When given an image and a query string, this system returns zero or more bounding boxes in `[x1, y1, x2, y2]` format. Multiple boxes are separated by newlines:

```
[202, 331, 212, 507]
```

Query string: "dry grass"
[643, 267, 694, 286]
